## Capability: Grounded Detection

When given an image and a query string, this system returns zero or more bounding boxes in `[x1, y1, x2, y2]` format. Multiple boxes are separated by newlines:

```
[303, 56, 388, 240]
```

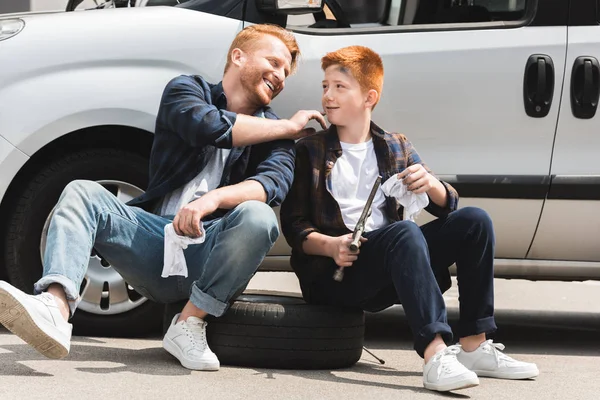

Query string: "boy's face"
[238, 35, 292, 107]
[322, 65, 368, 127]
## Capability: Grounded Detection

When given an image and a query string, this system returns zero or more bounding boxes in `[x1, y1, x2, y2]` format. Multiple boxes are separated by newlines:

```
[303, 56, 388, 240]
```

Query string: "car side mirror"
[256, 0, 323, 15]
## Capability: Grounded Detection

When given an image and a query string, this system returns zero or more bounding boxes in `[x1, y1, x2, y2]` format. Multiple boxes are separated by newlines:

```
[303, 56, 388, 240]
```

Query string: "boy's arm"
[280, 144, 360, 268]
[399, 138, 459, 217]
[280, 144, 322, 253]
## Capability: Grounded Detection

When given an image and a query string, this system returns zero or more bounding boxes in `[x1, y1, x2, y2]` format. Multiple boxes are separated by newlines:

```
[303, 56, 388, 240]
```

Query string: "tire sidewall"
[3, 148, 162, 336]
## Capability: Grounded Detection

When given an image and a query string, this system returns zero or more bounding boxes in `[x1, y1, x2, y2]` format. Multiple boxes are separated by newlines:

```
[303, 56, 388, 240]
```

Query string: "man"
[280, 45, 538, 392]
[0, 24, 326, 371]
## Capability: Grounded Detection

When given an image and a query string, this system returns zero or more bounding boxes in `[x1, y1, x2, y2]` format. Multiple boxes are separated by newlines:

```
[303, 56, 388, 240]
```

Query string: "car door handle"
[571, 56, 600, 119]
[523, 54, 555, 118]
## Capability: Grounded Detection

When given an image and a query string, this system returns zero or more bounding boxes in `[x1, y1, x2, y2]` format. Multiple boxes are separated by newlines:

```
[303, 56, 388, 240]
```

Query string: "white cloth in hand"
[161, 223, 206, 278]
[380, 174, 429, 222]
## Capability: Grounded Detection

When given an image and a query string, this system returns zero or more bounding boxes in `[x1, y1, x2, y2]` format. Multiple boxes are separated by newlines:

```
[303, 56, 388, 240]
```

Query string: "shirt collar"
[211, 81, 227, 109]
[324, 121, 393, 177]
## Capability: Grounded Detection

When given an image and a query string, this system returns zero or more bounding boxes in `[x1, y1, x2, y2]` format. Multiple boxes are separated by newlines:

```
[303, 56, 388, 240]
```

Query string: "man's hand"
[288, 110, 328, 140]
[172, 195, 220, 237]
[328, 233, 367, 268]
[398, 164, 438, 194]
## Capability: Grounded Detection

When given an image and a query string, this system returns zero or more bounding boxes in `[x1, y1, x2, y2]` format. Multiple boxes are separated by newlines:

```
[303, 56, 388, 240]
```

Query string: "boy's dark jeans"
[304, 207, 497, 358]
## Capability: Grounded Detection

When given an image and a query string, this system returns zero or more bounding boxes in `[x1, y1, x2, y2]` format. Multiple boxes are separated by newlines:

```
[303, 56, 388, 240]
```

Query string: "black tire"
[2, 148, 163, 337]
[165, 293, 365, 369]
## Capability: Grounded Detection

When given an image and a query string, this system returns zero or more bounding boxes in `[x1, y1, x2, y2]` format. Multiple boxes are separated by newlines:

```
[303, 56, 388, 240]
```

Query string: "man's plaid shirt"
[280, 122, 459, 286]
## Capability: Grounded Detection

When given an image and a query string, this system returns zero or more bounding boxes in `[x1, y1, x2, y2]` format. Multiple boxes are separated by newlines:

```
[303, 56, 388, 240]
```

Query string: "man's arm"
[159, 76, 326, 148]
[159, 76, 239, 148]
[173, 135, 297, 237]
[173, 180, 266, 237]
[231, 111, 327, 147]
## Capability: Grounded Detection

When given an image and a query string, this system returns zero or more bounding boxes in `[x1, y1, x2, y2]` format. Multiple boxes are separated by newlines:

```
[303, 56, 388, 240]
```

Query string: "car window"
[145, 0, 182, 5]
[287, 0, 531, 30]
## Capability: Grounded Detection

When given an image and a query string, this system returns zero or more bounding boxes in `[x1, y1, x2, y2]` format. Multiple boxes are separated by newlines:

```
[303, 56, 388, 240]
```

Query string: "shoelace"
[481, 339, 514, 366]
[184, 320, 208, 348]
[433, 345, 462, 380]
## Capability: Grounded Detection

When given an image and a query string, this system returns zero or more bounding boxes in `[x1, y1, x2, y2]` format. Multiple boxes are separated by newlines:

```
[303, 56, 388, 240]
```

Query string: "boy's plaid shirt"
[280, 122, 459, 285]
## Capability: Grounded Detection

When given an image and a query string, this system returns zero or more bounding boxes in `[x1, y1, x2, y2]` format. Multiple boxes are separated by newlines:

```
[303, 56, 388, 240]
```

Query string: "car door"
[528, 0, 600, 266]
[268, 0, 567, 264]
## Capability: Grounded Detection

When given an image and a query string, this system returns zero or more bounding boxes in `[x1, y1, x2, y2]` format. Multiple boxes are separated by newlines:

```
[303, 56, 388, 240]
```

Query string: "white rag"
[161, 223, 206, 278]
[380, 174, 429, 222]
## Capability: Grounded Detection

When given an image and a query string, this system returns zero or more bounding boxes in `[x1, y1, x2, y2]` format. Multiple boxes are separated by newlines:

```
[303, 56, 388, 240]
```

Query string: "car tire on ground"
[164, 293, 365, 369]
[2, 148, 163, 337]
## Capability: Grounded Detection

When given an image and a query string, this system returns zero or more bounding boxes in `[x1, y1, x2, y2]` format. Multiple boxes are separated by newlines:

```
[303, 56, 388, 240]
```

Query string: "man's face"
[322, 65, 367, 127]
[239, 35, 292, 107]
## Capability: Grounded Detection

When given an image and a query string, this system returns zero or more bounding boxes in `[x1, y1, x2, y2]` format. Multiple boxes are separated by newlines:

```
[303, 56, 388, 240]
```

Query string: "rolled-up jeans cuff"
[415, 321, 454, 358]
[190, 285, 228, 317]
[33, 274, 81, 318]
[458, 316, 497, 338]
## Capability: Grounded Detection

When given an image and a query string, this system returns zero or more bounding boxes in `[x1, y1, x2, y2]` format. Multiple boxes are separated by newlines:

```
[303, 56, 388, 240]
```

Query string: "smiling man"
[0, 24, 326, 371]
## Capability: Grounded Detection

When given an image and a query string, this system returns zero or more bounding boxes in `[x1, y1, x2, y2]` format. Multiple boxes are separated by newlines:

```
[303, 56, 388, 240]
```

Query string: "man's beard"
[239, 65, 272, 108]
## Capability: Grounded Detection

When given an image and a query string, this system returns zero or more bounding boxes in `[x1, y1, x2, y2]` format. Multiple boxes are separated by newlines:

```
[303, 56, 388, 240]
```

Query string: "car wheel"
[2, 148, 162, 337]
[164, 293, 365, 369]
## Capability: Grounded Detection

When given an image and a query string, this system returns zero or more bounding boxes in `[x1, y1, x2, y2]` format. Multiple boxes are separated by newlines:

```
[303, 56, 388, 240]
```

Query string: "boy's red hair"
[321, 46, 384, 108]
[224, 24, 300, 74]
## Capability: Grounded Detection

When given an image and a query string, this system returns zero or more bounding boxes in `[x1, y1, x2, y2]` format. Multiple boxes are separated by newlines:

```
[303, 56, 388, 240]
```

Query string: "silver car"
[0, 0, 597, 335]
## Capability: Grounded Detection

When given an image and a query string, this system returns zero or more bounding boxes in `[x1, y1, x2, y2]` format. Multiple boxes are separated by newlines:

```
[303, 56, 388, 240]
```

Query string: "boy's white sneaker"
[0, 280, 72, 359]
[163, 313, 220, 371]
[457, 339, 539, 379]
[423, 345, 480, 392]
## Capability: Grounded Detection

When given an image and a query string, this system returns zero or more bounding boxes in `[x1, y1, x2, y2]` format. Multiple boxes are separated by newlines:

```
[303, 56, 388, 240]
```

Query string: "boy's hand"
[328, 233, 367, 268]
[398, 164, 437, 194]
[288, 110, 328, 139]
[173, 194, 219, 238]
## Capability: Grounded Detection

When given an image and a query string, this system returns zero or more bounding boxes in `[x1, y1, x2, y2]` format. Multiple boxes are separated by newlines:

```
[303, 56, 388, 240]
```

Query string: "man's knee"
[62, 180, 105, 202]
[233, 200, 279, 243]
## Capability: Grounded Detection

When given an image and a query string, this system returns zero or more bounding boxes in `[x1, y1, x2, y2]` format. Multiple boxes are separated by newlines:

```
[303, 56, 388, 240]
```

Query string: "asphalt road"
[0, 274, 599, 400]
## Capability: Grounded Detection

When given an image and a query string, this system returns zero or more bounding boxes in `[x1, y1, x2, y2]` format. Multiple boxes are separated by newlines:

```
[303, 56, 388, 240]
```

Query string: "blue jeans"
[33, 180, 279, 317]
[303, 207, 497, 358]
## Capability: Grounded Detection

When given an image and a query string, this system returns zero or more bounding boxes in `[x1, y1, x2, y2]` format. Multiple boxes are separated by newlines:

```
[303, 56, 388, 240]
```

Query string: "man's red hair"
[224, 24, 300, 74]
[321, 46, 384, 108]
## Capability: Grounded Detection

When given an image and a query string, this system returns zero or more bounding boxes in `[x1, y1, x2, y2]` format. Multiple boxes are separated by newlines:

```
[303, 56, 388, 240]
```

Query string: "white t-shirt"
[330, 139, 388, 232]
[159, 148, 231, 216]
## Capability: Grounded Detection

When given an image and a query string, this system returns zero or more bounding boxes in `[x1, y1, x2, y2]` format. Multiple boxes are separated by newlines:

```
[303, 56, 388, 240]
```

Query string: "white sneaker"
[457, 339, 539, 379]
[423, 345, 480, 392]
[163, 313, 220, 371]
[0, 280, 72, 359]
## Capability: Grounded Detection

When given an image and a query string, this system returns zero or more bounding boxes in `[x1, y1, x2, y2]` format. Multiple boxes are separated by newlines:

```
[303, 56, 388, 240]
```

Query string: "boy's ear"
[365, 89, 379, 109]
[230, 48, 246, 68]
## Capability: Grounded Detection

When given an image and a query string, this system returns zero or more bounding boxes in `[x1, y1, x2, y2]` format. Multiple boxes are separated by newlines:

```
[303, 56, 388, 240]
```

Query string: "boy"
[280, 46, 538, 392]
[0, 24, 326, 371]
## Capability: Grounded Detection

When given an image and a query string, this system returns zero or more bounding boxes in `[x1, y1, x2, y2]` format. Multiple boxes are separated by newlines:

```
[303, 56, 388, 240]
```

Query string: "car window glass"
[287, 0, 530, 29]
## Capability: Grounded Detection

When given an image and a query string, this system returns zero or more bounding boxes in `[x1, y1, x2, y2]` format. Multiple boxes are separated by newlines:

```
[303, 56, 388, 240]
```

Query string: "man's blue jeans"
[33, 180, 279, 317]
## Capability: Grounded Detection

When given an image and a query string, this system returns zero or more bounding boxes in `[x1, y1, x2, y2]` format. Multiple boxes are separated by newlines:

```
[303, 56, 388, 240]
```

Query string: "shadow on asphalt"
[0, 336, 469, 398]
[248, 363, 470, 399]
[364, 306, 600, 357]
[0, 340, 185, 377]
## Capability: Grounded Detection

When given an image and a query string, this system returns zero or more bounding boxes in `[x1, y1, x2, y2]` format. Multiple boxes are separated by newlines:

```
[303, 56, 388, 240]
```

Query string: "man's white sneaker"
[163, 313, 220, 371]
[423, 345, 480, 392]
[0, 280, 72, 359]
[457, 340, 539, 379]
